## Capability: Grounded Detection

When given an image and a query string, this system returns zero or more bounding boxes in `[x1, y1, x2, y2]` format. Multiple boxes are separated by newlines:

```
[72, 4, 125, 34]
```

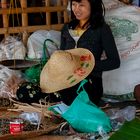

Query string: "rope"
[15, 0, 20, 26]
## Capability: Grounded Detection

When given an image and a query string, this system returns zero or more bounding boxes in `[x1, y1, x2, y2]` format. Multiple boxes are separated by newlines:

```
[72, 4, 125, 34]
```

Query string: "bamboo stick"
[0, 7, 66, 16]
[45, 0, 51, 25]
[62, 0, 69, 23]
[20, 0, 28, 45]
[0, 24, 64, 34]
[1, 0, 9, 37]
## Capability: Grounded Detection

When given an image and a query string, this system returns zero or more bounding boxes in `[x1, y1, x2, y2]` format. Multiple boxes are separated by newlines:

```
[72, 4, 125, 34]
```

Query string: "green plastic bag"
[62, 79, 112, 133]
[24, 39, 58, 83]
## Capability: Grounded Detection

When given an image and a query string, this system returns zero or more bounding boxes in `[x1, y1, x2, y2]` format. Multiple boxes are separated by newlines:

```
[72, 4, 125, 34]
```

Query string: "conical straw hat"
[40, 48, 95, 93]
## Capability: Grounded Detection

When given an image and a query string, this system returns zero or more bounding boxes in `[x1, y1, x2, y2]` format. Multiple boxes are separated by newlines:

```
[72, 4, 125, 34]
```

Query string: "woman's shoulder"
[95, 22, 110, 30]
[102, 22, 111, 28]
[97, 22, 112, 33]
[89, 22, 110, 31]
[60, 24, 69, 34]
[61, 23, 68, 30]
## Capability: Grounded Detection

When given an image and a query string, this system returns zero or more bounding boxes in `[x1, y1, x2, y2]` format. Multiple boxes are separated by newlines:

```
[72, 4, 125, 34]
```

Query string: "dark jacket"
[60, 22, 120, 78]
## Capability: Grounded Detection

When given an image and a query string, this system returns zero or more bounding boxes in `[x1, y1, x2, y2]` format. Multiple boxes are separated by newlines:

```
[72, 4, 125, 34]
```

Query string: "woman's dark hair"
[69, 0, 105, 29]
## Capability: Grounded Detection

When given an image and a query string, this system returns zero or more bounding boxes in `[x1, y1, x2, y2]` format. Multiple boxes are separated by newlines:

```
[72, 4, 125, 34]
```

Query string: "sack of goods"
[103, 5, 140, 101]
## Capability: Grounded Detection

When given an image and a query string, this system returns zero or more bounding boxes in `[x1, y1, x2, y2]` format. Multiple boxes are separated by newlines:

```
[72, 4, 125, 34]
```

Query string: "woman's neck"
[77, 20, 89, 29]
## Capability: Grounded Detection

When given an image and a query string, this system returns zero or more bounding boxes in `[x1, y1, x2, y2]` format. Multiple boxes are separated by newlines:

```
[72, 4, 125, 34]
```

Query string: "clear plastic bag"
[107, 106, 136, 130]
[0, 65, 24, 98]
[0, 36, 26, 60]
[19, 112, 41, 125]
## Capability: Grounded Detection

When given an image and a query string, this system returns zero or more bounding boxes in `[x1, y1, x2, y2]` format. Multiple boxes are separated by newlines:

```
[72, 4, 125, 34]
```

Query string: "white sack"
[102, 0, 125, 10]
[103, 6, 140, 98]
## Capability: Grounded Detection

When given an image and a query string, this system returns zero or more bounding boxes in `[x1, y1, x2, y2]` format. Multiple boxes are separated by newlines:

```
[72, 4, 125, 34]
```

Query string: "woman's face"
[72, 0, 91, 23]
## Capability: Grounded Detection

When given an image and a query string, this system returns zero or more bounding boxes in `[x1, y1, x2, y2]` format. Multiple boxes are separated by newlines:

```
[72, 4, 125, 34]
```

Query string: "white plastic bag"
[103, 6, 140, 100]
[27, 30, 61, 59]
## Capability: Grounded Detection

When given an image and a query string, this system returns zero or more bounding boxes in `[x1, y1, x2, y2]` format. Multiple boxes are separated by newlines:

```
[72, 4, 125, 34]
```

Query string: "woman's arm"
[60, 24, 67, 50]
[94, 23, 120, 71]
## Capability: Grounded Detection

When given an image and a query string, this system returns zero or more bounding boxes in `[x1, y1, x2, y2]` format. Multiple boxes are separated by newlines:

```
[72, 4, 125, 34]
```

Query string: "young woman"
[59, 0, 120, 106]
